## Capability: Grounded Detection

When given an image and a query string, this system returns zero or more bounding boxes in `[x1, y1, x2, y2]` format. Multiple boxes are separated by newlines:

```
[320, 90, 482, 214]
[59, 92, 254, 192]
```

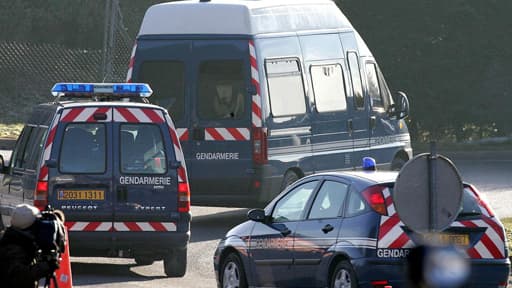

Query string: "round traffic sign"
[393, 153, 463, 232]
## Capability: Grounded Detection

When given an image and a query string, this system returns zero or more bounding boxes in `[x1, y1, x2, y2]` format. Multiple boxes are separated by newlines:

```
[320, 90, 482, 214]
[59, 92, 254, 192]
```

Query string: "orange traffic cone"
[50, 227, 73, 288]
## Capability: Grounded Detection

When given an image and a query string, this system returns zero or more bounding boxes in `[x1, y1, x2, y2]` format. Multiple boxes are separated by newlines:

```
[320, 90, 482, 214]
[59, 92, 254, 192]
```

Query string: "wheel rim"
[333, 268, 351, 288]
[223, 261, 240, 288]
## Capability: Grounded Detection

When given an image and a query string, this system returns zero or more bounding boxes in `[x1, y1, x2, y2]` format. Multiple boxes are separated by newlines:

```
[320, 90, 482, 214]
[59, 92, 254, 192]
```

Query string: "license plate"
[423, 233, 469, 246]
[58, 189, 105, 200]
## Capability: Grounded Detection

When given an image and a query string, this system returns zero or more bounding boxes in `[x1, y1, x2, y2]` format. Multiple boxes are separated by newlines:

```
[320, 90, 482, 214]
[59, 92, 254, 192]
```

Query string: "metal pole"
[428, 141, 437, 232]
[101, 0, 111, 81]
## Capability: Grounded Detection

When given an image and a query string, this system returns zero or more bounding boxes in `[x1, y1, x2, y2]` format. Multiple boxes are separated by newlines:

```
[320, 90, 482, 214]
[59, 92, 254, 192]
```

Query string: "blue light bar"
[51, 83, 153, 98]
[362, 157, 376, 171]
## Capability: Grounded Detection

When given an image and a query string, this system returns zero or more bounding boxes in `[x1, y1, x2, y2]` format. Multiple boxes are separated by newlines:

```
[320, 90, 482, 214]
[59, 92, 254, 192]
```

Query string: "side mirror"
[45, 159, 57, 168]
[394, 91, 410, 119]
[0, 159, 7, 174]
[169, 161, 181, 169]
[247, 208, 266, 222]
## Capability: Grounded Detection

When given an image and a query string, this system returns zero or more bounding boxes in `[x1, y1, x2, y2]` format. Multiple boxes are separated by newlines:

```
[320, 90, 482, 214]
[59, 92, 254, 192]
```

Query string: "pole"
[428, 141, 437, 232]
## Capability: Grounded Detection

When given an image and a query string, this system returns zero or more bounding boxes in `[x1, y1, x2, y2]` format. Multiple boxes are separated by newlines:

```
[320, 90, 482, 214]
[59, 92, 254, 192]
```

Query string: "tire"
[391, 157, 406, 171]
[280, 170, 299, 191]
[163, 247, 187, 277]
[220, 253, 247, 288]
[134, 256, 154, 266]
[330, 261, 357, 288]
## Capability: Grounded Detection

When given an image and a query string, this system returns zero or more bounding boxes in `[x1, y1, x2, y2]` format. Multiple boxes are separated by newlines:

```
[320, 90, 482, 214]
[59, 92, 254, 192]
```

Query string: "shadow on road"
[71, 262, 167, 285]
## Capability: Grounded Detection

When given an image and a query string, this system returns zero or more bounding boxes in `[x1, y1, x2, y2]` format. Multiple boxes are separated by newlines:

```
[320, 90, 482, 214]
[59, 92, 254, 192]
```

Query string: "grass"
[501, 217, 512, 255]
[0, 123, 23, 139]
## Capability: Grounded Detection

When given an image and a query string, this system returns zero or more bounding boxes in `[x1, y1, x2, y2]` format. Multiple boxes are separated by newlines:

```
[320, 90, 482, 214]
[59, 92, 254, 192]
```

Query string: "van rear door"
[112, 106, 179, 233]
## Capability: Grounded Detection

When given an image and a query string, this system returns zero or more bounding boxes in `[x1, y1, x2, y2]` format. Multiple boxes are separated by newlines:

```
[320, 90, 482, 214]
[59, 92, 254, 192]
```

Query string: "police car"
[0, 83, 190, 277]
[213, 161, 510, 287]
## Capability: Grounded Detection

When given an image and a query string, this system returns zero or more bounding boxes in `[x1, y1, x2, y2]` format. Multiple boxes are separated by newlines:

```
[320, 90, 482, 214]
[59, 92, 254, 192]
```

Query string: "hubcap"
[333, 268, 351, 288]
[223, 261, 240, 288]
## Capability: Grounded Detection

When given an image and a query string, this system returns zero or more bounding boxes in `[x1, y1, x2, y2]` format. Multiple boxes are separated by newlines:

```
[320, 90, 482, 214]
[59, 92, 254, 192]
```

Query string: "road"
[65, 151, 512, 288]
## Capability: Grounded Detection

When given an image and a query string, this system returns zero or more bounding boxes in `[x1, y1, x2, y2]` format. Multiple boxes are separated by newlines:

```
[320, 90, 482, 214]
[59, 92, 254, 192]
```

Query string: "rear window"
[120, 124, 167, 174]
[59, 123, 106, 174]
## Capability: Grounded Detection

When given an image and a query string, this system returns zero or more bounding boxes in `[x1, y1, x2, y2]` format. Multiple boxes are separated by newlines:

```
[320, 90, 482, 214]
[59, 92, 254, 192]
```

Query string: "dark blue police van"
[128, 0, 412, 207]
[0, 83, 191, 277]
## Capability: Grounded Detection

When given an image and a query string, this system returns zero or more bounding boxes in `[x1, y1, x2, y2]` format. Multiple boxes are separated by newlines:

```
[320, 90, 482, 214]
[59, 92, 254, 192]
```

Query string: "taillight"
[467, 184, 495, 217]
[35, 180, 49, 211]
[371, 280, 391, 288]
[252, 127, 267, 165]
[178, 182, 190, 213]
[362, 185, 388, 216]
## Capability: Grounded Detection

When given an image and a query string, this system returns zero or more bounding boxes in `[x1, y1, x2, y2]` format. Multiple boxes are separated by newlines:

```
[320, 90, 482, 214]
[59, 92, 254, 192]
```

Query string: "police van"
[0, 83, 190, 277]
[127, 0, 412, 207]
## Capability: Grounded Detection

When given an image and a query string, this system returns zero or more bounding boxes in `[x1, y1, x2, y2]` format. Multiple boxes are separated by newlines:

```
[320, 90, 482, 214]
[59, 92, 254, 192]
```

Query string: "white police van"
[127, 0, 412, 207]
[0, 83, 190, 277]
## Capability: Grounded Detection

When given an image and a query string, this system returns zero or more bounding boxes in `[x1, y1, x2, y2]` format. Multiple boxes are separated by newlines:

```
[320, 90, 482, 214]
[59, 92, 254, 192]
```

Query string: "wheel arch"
[219, 245, 253, 286]
[327, 252, 353, 286]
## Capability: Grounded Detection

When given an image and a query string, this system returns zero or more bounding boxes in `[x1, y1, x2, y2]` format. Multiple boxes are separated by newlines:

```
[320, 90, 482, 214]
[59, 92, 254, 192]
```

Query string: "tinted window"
[139, 61, 185, 122]
[23, 127, 46, 170]
[120, 124, 167, 174]
[309, 181, 348, 219]
[197, 60, 246, 120]
[311, 64, 347, 113]
[347, 52, 364, 109]
[266, 59, 306, 117]
[458, 188, 483, 217]
[59, 123, 106, 174]
[366, 63, 384, 109]
[346, 188, 368, 216]
[11, 127, 31, 170]
[272, 181, 318, 222]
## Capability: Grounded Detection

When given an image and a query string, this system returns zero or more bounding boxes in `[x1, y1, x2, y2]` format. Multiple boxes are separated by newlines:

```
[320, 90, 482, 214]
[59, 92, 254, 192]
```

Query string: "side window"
[377, 66, 392, 110]
[197, 60, 246, 120]
[11, 127, 32, 170]
[139, 61, 185, 122]
[308, 180, 348, 219]
[59, 123, 106, 174]
[272, 181, 318, 222]
[120, 124, 167, 174]
[266, 58, 306, 117]
[347, 52, 364, 110]
[310, 64, 347, 113]
[366, 62, 384, 110]
[346, 189, 368, 217]
[23, 127, 46, 171]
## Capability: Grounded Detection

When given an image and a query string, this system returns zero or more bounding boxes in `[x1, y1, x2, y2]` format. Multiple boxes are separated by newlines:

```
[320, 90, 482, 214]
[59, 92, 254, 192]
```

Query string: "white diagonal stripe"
[128, 108, 151, 122]
[113, 109, 127, 122]
[114, 222, 129, 231]
[69, 222, 88, 231]
[97, 222, 112, 231]
[162, 222, 177, 231]
[473, 241, 493, 258]
[137, 222, 154, 231]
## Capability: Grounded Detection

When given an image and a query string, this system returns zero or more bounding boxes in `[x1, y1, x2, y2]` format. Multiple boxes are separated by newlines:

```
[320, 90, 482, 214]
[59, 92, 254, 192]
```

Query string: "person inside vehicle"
[0, 204, 60, 288]
[213, 80, 244, 119]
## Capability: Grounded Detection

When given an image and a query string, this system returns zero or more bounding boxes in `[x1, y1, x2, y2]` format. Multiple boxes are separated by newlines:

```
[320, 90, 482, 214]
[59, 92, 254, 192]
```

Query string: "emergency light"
[51, 83, 153, 98]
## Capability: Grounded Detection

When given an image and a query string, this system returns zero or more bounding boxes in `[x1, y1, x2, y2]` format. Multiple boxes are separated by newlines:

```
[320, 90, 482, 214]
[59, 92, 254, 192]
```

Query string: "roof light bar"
[51, 83, 153, 98]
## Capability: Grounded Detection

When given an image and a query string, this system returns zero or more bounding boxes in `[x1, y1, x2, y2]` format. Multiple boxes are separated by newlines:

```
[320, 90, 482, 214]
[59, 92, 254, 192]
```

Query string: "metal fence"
[0, 0, 133, 124]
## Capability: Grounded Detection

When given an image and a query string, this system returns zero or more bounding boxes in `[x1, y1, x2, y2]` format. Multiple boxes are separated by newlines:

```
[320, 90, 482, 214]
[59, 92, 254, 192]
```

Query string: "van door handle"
[192, 128, 204, 141]
[370, 116, 377, 129]
[347, 119, 353, 134]
[117, 186, 127, 202]
[322, 224, 334, 234]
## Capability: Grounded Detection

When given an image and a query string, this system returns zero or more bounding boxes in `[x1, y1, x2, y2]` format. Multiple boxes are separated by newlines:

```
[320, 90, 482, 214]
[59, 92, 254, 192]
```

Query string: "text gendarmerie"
[195, 152, 239, 160]
[119, 176, 171, 185]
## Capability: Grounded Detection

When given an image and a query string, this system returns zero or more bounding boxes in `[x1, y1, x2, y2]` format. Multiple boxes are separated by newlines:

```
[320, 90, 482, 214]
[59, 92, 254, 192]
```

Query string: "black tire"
[280, 170, 299, 191]
[391, 157, 406, 171]
[220, 253, 247, 288]
[134, 256, 154, 266]
[163, 247, 187, 277]
[330, 261, 357, 288]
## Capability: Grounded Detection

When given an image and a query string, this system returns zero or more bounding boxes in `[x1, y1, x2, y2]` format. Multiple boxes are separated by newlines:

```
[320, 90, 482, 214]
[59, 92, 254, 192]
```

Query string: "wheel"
[134, 256, 154, 266]
[280, 170, 299, 191]
[330, 261, 357, 288]
[221, 253, 247, 288]
[163, 247, 187, 277]
[391, 157, 407, 171]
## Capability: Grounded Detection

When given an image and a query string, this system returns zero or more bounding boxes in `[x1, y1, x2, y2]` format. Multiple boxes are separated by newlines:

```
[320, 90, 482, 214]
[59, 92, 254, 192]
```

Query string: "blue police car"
[213, 167, 510, 287]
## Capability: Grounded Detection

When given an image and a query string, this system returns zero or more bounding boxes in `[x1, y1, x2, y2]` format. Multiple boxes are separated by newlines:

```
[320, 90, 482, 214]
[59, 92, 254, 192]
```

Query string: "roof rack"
[51, 83, 153, 103]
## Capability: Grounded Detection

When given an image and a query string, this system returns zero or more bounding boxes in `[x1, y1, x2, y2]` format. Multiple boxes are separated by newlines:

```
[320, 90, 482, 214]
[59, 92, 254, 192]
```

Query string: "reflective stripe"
[65, 221, 176, 232]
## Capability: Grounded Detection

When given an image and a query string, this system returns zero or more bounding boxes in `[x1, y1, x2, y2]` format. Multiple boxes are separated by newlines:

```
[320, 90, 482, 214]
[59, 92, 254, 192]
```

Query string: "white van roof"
[138, 0, 353, 36]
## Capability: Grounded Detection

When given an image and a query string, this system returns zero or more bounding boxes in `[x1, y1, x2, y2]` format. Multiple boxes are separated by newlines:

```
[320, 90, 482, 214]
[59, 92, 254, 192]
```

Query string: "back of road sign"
[393, 153, 463, 232]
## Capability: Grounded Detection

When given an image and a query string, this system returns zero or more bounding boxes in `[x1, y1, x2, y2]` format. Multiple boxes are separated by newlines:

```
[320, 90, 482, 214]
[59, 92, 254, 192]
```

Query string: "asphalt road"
[64, 151, 512, 288]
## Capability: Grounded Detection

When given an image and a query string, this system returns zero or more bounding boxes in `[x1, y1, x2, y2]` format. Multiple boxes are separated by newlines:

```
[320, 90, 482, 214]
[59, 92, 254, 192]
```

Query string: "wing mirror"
[388, 91, 410, 120]
[247, 208, 266, 222]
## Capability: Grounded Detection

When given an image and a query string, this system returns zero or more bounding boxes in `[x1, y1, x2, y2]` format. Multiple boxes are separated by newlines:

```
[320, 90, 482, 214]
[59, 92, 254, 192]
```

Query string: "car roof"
[139, 0, 352, 36]
[315, 170, 399, 185]
[57, 101, 164, 110]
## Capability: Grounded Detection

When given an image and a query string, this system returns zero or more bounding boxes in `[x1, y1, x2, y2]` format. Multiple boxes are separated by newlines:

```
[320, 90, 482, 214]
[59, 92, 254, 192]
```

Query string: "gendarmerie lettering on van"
[0, 83, 191, 277]
[128, 0, 412, 207]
